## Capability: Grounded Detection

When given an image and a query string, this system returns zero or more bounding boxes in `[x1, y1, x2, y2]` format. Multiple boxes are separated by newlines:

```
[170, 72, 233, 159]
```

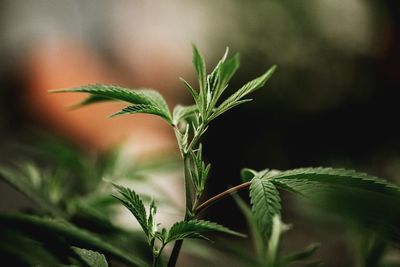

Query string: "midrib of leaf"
[165, 219, 245, 244]
[249, 176, 281, 242]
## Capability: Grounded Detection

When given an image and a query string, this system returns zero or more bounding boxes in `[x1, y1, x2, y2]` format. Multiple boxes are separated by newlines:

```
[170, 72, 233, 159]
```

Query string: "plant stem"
[186, 121, 207, 153]
[152, 255, 158, 267]
[168, 141, 195, 267]
[167, 181, 251, 266]
[195, 181, 251, 215]
[167, 239, 183, 267]
[168, 120, 207, 267]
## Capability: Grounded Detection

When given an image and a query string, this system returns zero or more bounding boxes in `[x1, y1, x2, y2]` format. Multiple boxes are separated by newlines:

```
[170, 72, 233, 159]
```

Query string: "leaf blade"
[165, 220, 245, 244]
[249, 174, 281, 242]
[51, 84, 172, 124]
[211, 65, 276, 121]
[72, 247, 108, 267]
[0, 166, 65, 218]
[112, 184, 149, 237]
[268, 167, 400, 243]
[172, 105, 198, 125]
[0, 213, 147, 267]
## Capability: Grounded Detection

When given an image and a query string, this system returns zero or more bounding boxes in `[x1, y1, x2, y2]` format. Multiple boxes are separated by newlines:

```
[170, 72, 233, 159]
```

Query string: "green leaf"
[207, 47, 229, 90]
[249, 174, 281, 241]
[192, 45, 206, 95]
[211, 65, 276, 120]
[69, 95, 112, 109]
[147, 200, 157, 236]
[0, 213, 147, 267]
[267, 167, 400, 243]
[0, 166, 65, 217]
[51, 84, 172, 124]
[192, 45, 207, 117]
[72, 247, 108, 267]
[240, 168, 260, 183]
[0, 228, 61, 266]
[172, 105, 197, 125]
[112, 184, 149, 237]
[165, 220, 245, 244]
[111, 104, 171, 123]
[281, 243, 320, 265]
[213, 53, 240, 101]
[232, 194, 266, 261]
[179, 77, 198, 101]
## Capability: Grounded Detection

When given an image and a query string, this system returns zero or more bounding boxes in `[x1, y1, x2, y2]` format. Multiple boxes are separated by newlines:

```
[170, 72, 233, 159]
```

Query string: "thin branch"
[195, 181, 251, 215]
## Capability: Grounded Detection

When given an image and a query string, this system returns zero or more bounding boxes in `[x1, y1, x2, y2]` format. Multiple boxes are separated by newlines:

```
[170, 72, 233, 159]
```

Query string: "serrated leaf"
[0, 213, 147, 267]
[207, 47, 229, 90]
[165, 220, 245, 244]
[72, 247, 108, 267]
[192, 45, 206, 94]
[51, 84, 172, 124]
[213, 54, 240, 101]
[179, 77, 198, 101]
[250, 174, 281, 241]
[211, 65, 276, 120]
[267, 167, 400, 244]
[112, 184, 149, 237]
[111, 104, 171, 123]
[172, 105, 197, 125]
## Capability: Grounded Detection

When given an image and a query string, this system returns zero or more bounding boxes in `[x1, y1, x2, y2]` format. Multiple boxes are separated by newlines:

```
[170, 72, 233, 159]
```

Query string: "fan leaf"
[267, 167, 400, 243]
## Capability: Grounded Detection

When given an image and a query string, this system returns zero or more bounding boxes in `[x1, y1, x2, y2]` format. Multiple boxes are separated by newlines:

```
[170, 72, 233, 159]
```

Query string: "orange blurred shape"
[22, 38, 176, 154]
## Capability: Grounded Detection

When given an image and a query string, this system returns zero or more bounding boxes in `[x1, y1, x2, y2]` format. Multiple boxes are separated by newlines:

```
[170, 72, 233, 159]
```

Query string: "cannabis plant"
[1, 46, 400, 267]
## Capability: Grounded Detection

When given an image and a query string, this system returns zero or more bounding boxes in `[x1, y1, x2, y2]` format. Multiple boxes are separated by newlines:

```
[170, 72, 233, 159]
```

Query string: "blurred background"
[1, 0, 399, 266]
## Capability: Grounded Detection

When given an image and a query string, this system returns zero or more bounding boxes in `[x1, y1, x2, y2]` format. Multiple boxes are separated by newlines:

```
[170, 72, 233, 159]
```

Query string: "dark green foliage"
[267, 167, 400, 243]
[0, 213, 147, 267]
[1, 45, 398, 267]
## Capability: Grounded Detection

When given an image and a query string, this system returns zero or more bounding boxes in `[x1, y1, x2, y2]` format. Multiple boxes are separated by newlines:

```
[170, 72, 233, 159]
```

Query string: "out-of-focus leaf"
[0, 213, 147, 267]
[72, 247, 108, 267]
[0, 166, 65, 217]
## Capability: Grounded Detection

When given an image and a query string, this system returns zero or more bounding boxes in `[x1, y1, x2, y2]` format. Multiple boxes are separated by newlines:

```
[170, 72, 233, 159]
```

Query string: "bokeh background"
[1, 0, 399, 266]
